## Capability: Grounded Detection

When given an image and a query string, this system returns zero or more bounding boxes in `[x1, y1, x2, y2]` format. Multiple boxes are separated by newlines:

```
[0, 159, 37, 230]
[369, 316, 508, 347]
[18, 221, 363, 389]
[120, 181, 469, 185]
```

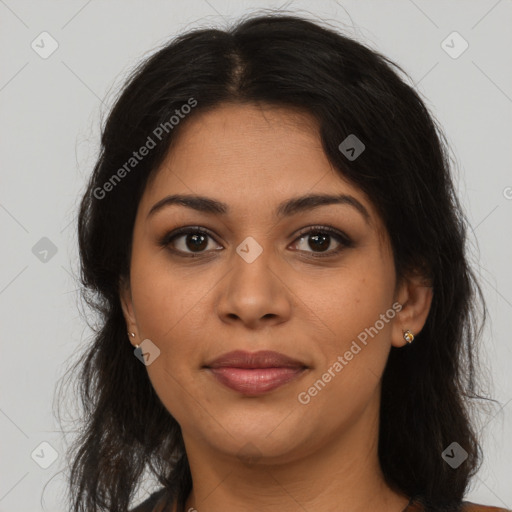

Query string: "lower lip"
[206, 367, 306, 396]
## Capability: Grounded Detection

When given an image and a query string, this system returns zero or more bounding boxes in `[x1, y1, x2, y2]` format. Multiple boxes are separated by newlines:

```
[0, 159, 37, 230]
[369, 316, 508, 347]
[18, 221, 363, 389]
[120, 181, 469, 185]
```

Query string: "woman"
[65, 13, 509, 512]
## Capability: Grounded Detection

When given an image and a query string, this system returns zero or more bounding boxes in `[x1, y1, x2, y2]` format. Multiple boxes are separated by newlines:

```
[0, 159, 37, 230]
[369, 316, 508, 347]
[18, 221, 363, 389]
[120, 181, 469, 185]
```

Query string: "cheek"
[129, 246, 212, 348]
[127, 254, 212, 417]
[128, 256, 202, 422]
[313, 264, 394, 344]
[301, 262, 395, 399]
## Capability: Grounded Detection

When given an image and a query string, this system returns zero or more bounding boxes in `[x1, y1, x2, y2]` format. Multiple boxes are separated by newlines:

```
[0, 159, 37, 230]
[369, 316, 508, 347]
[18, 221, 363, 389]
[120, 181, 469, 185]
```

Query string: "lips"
[204, 350, 308, 396]
[205, 350, 307, 369]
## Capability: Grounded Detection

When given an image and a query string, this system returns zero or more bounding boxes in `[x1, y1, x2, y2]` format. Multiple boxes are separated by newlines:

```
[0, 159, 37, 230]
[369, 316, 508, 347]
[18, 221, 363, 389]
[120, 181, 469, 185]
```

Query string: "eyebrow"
[147, 193, 370, 223]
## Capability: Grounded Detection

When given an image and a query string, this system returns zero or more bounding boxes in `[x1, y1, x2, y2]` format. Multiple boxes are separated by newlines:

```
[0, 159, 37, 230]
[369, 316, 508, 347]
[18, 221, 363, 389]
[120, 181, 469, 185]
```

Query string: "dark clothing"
[130, 488, 511, 512]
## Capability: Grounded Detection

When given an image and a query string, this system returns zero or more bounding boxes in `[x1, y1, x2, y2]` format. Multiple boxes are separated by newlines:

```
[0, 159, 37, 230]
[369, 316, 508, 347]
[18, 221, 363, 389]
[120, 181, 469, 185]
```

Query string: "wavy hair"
[59, 12, 489, 512]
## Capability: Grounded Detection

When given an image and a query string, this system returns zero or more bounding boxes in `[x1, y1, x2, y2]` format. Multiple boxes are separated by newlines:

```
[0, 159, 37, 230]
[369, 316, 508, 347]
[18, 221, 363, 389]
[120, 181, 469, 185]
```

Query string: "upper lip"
[204, 350, 307, 369]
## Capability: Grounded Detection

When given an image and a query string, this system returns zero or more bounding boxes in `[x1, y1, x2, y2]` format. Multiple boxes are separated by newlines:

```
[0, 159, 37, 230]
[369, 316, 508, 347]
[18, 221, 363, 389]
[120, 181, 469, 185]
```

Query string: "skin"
[120, 103, 433, 512]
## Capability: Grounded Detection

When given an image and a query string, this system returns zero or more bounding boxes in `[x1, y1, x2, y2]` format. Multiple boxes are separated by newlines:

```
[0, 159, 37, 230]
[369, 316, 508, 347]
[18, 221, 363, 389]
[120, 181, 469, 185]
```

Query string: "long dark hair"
[59, 12, 489, 512]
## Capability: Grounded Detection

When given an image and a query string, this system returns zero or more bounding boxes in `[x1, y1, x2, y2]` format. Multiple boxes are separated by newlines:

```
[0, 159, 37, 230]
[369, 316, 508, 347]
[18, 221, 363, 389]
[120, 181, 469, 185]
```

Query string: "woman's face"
[121, 102, 414, 465]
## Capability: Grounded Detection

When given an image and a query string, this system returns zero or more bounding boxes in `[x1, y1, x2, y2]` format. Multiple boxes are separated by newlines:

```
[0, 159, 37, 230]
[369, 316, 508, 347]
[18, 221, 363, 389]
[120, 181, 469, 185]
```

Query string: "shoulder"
[461, 503, 511, 512]
[130, 488, 172, 512]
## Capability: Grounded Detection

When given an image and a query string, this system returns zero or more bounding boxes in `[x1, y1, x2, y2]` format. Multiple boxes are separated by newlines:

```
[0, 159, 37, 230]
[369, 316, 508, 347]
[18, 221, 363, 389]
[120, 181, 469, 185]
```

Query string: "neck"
[178, 392, 409, 512]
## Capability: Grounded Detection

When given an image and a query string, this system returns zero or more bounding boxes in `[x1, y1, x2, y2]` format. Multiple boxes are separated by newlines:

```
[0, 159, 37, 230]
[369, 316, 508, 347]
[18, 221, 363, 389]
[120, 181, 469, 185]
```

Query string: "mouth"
[203, 350, 309, 396]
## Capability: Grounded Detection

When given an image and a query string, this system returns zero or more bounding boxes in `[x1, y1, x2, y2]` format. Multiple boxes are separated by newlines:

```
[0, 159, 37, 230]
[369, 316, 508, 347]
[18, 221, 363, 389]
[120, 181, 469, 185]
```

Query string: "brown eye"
[304, 232, 331, 252]
[291, 226, 352, 258]
[182, 232, 208, 252]
[159, 227, 222, 257]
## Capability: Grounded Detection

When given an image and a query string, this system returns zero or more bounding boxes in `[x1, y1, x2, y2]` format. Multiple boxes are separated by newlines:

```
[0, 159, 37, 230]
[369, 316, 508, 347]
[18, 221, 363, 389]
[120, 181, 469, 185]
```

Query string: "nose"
[215, 242, 292, 330]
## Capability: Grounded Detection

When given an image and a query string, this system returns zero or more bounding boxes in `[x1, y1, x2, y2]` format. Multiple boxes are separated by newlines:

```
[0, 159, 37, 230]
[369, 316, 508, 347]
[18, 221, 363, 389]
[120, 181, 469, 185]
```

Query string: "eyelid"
[159, 224, 353, 258]
[294, 225, 352, 246]
[158, 226, 222, 257]
[291, 225, 353, 258]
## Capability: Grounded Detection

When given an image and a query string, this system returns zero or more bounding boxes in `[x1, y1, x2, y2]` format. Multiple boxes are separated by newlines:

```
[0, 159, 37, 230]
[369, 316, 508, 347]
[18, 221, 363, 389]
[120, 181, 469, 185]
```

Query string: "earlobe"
[391, 272, 433, 348]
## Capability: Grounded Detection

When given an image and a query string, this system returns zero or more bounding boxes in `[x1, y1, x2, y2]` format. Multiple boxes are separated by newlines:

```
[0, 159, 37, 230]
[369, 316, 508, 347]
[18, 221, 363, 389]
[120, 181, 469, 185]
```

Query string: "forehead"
[149, 103, 329, 189]
[139, 103, 378, 227]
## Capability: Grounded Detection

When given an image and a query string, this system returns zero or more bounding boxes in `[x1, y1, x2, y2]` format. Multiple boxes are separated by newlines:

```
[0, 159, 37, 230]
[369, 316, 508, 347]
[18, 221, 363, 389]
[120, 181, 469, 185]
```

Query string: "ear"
[119, 275, 138, 344]
[391, 270, 433, 348]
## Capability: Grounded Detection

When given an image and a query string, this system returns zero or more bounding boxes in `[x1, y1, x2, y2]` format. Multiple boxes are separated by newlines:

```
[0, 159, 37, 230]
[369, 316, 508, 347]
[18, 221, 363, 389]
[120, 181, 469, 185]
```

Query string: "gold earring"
[128, 332, 140, 349]
[403, 329, 415, 344]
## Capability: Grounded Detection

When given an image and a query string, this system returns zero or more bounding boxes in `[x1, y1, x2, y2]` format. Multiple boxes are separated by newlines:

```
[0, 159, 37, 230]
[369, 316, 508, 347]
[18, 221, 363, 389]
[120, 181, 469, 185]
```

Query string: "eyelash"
[158, 225, 353, 259]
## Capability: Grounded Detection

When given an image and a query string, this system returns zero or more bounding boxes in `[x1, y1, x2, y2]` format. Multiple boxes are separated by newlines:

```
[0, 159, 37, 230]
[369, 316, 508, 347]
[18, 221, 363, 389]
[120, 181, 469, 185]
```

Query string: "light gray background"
[1, 1, 511, 510]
